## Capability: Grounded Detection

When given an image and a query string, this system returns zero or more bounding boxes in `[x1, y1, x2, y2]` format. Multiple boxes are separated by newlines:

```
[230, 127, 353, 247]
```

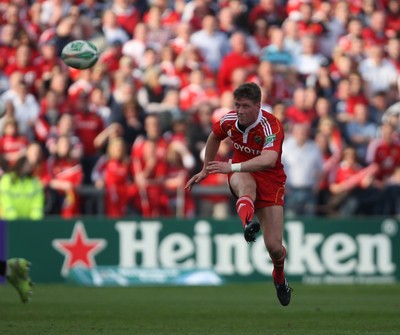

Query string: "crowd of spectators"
[0, 0, 399, 220]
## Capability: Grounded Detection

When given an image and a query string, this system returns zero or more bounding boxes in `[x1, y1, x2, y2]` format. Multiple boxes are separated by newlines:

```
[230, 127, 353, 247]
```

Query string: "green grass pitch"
[1, 283, 399, 335]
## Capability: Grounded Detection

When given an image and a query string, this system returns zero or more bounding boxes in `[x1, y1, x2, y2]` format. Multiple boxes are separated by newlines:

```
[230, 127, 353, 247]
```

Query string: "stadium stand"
[0, 0, 399, 219]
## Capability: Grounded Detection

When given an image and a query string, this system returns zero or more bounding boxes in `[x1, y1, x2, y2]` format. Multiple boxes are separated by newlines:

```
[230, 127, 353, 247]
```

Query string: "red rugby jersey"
[212, 109, 286, 184]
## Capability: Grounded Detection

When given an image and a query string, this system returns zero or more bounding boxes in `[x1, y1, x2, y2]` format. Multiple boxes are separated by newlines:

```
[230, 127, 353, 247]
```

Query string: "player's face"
[234, 97, 260, 127]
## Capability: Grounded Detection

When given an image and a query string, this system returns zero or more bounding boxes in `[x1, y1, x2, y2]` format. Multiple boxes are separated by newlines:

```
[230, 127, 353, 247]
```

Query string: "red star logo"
[52, 221, 107, 277]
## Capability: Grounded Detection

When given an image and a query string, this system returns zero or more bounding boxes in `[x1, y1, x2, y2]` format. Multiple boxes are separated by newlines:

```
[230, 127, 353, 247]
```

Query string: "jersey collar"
[235, 109, 262, 134]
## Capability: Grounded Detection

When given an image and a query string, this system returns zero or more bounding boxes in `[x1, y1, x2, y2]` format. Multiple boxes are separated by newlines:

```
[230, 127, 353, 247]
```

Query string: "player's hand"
[185, 170, 208, 191]
[206, 161, 231, 174]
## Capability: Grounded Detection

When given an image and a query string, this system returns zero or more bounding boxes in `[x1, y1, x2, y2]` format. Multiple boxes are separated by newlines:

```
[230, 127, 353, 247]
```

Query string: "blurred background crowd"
[0, 0, 399, 220]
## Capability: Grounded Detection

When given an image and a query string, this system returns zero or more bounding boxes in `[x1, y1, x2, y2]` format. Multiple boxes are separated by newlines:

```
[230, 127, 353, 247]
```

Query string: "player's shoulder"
[219, 110, 237, 124]
[260, 108, 278, 121]
[259, 108, 282, 131]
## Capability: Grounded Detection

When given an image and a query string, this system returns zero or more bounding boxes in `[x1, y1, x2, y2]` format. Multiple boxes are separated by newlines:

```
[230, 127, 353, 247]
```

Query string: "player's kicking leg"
[243, 220, 260, 242]
[4, 258, 33, 303]
[274, 278, 292, 306]
[257, 206, 293, 306]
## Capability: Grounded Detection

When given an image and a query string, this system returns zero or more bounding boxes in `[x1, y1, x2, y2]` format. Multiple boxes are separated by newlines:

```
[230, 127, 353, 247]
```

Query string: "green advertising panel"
[5, 217, 400, 284]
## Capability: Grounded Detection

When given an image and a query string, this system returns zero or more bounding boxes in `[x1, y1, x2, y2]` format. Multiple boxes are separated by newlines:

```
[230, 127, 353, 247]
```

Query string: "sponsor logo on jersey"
[233, 142, 261, 155]
[254, 135, 262, 145]
[264, 134, 276, 148]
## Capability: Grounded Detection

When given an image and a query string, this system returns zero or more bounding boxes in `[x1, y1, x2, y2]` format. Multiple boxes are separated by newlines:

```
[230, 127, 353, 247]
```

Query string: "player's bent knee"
[266, 243, 284, 259]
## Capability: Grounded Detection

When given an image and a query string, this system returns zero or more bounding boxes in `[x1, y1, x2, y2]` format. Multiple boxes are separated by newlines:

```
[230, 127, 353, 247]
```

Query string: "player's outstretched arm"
[185, 170, 208, 191]
[207, 150, 279, 175]
[185, 132, 222, 191]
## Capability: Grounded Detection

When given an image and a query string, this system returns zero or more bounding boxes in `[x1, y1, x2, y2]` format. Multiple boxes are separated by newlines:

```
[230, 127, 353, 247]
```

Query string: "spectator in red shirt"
[0, 24, 17, 71]
[286, 87, 317, 125]
[366, 122, 400, 183]
[169, 21, 193, 55]
[348, 0, 366, 16]
[164, 118, 196, 218]
[92, 136, 132, 217]
[67, 69, 94, 104]
[180, 0, 216, 31]
[217, 31, 259, 92]
[33, 39, 66, 97]
[0, 118, 28, 167]
[296, 2, 326, 37]
[73, 93, 104, 184]
[174, 45, 215, 88]
[4, 45, 38, 93]
[328, 146, 380, 215]
[159, 45, 182, 90]
[385, 0, 400, 38]
[337, 17, 364, 54]
[130, 114, 171, 217]
[143, 0, 180, 28]
[179, 68, 210, 113]
[98, 40, 124, 74]
[249, 0, 286, 28]
[47, 135, 84, 218]
[361, 10, 387, 47]
[345, 72, 369, 120]
[111, 0, 141, 36]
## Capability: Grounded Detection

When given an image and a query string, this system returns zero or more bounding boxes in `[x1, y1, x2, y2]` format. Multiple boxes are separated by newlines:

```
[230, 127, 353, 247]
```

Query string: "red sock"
[236, 196, 254, 228]
[271, 246, 286, 285]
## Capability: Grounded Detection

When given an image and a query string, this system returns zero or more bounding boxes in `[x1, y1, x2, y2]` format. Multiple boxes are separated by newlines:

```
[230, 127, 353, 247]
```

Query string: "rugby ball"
[61, 40, 99, 70]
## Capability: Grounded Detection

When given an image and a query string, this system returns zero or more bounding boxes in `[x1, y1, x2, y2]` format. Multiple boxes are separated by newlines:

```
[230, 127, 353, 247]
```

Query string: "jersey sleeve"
[262, 117, 284, 152]
[212, 111, 235, 140]
[212, 121, 227, 140]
